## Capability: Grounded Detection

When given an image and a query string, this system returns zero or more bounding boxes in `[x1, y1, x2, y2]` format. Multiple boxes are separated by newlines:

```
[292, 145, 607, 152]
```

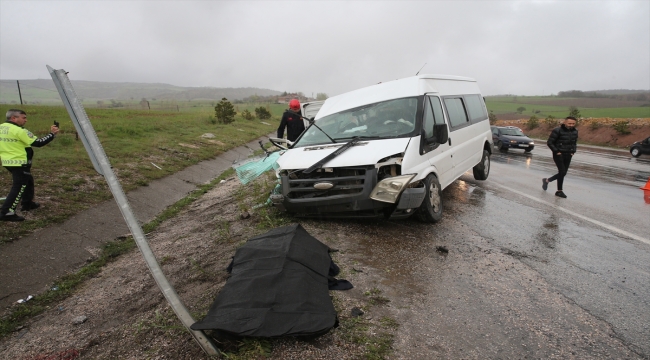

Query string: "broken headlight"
[370, 174, 415, 204]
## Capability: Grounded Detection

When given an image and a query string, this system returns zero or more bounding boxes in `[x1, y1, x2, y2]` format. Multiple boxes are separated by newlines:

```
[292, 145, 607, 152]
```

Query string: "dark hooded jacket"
[277, 110, 305, 142]
[547, 124, 578, 154]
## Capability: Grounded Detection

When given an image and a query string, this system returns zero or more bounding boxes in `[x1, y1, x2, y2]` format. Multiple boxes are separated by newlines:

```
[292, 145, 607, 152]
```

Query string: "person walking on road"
[277, 99, 305, 143]
[0, 109, 59, 221]
[542, 116, 578, 198]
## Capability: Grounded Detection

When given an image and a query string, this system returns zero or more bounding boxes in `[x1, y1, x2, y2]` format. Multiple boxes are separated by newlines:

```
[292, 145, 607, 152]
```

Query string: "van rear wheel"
[417, 174, 443, 223]
[473, 150, 490, 180]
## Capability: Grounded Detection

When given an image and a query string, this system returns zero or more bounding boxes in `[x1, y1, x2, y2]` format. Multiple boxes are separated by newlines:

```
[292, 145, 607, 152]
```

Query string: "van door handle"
[448, 138, 451, 146]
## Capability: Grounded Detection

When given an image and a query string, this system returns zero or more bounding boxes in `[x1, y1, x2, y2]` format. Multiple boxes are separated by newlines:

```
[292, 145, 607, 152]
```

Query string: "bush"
[544, 115, 557, 128]
[589, 120, 602, 130]
[613, 120, 631, 135]
[241, 109, 254, 120]
[516, 106, 526, 114]
[527, 115, 539, 129]
[488, 111, 497, 125]
[255, 107, 272, 120]
[215, 98, 236, 124]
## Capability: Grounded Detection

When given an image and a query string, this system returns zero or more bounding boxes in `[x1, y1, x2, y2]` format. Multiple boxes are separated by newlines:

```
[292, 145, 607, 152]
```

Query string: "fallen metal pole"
[47, 65, 219, 356]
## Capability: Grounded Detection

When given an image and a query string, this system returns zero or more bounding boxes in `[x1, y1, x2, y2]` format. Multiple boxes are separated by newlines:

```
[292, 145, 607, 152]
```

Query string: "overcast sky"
[1, 0, 649, 97]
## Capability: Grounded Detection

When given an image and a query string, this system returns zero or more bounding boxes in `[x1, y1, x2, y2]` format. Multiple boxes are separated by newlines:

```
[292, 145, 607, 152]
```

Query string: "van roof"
[317, 74, 480, 119]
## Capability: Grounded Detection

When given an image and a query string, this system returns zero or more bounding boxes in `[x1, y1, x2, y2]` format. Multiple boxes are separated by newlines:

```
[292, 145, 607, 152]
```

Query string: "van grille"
[285, 167, 369, 199]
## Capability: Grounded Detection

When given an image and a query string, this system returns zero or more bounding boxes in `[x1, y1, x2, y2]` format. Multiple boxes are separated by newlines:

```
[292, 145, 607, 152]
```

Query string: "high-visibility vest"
[0, 122, 36, 166]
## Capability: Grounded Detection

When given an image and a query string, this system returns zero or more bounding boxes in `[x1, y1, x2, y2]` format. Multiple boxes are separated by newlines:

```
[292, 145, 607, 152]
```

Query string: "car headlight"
[529, 141, 535, 145]
[370, 174, 416, 203]
[510, 140, 517, 143]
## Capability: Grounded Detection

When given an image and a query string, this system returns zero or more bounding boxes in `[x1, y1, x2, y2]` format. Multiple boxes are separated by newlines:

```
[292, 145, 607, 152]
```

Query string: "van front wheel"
[473, 150, 490, 180]
[417, 174, 443, 223]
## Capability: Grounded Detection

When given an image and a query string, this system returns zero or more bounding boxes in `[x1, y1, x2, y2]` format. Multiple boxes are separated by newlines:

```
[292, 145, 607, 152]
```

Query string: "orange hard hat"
[289, 99, 300, 111]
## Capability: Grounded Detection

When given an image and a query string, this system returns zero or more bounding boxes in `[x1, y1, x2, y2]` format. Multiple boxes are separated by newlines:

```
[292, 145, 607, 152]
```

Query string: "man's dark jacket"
[277, 110, 305, 142]
[547, 124, 578, 154]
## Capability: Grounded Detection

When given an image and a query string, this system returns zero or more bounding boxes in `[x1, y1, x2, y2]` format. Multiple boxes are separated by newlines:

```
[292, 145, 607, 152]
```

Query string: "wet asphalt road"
[342, 145, 650, 359]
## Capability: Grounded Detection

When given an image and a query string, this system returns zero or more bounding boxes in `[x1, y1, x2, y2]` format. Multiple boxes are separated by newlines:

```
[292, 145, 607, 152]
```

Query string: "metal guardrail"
[47, 65, 219, 356]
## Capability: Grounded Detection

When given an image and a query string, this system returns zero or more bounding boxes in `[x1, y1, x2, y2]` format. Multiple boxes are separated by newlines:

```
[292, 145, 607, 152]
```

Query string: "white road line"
[490, 182, 650, 246]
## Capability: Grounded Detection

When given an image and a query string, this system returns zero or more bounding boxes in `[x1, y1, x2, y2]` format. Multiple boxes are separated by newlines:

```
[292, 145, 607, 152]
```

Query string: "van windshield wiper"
[303, 137, 361, 174]
[333, 135, 381, 141]
[302, 117, 337, 144]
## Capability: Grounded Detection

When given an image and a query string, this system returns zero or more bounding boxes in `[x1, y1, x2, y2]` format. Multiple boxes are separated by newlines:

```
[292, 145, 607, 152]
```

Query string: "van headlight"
[370, 174, 415, 203]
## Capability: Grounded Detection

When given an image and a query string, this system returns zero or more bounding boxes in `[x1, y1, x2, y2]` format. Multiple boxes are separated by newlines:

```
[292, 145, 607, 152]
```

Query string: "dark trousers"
[1, 166, 34, 214]
[548, 153, 572, 191]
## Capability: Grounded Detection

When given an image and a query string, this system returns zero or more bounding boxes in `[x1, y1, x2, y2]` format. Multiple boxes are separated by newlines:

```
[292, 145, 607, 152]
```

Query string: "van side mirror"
[435, 124, 448, 144]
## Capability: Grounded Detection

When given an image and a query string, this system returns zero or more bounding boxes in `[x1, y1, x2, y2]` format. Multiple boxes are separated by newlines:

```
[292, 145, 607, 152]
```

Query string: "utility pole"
[17, 80, 23, 105]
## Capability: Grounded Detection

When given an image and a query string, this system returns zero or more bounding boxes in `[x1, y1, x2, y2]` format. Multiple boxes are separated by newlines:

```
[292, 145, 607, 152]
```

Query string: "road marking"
[491, 182, 650, 246]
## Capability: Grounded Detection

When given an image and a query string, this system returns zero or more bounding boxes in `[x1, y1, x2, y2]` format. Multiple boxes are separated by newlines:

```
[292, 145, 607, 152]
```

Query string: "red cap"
[289, 99, 300, 111]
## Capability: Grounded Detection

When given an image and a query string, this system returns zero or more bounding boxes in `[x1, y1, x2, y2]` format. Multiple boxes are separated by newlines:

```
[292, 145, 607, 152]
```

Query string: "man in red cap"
[277, 99, 305, 142]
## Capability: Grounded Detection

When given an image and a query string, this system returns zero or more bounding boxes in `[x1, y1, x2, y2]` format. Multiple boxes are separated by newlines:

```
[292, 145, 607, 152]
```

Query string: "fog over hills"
[0, 79, 281, 103]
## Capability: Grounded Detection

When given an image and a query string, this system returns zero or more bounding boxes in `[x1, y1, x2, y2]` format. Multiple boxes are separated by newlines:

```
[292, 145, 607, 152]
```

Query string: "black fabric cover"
[190, 224, 338, 337]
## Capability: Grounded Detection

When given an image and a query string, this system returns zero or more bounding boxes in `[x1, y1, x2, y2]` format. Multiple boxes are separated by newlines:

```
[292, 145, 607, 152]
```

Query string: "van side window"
[443, 97, 469, 128]
[423, 96, 445, 139]
[423, 98, 435, 139]
[429, 96, 445, 125]
[464, 94, 488, 122]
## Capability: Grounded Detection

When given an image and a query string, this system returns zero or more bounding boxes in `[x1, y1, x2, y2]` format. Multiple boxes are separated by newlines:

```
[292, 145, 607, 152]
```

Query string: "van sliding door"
[442, 97, 475, 179]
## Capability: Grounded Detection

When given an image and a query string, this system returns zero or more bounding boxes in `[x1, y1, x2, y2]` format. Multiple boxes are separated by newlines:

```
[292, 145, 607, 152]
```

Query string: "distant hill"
[589, 89, 650, 95]
[0, 79, 281, 104]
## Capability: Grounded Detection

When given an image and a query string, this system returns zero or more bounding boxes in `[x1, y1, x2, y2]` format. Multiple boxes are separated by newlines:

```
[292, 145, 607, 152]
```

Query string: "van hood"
[276, 138, 411, 170]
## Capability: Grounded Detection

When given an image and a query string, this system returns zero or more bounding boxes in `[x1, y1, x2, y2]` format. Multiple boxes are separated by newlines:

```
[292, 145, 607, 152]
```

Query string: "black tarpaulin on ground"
[191, 224, 342, 337]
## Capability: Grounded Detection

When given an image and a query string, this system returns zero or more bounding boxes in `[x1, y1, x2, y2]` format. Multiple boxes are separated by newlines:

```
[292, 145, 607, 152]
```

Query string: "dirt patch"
[0, 175, 398, 359]
[495, 118, 650, 148]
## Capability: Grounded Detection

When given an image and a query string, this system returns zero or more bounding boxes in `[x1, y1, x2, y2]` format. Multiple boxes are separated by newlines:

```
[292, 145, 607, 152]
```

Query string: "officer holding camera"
[0, 109, 59, 222]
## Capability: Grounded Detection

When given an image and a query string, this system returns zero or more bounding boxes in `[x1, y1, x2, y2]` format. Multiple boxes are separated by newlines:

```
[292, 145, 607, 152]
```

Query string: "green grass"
[0, 104, 281, 243]
[485, 97, 650, 118]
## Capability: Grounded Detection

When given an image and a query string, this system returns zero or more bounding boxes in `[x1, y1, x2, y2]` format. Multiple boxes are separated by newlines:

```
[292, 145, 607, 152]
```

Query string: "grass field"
[0, 103, 285, 243]
[485, 96, 650, 119]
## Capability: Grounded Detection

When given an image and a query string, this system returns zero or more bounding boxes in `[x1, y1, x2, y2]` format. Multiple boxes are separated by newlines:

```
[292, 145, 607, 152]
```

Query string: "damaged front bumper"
[272, 166, 425, 219]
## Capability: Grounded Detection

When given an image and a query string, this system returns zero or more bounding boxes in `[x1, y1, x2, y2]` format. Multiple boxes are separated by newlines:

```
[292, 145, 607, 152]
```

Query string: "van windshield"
[294, 97, 419, 147]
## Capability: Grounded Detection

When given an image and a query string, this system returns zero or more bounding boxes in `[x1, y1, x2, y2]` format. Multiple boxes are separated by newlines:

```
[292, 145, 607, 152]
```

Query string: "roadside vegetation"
[0, 103, 286, 244]
[486, 95, 650, 119]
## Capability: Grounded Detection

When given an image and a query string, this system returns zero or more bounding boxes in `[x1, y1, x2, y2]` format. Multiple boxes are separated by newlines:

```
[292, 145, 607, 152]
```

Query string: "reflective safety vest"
[0, 122, 36, 166]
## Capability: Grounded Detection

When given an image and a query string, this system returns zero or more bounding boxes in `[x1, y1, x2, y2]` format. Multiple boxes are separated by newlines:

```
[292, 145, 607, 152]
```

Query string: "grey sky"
[1, 0, 649, 97]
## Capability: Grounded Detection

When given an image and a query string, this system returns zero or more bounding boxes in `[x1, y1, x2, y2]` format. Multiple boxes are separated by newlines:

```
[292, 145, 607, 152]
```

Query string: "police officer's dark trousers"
[1, 166, 32, 215]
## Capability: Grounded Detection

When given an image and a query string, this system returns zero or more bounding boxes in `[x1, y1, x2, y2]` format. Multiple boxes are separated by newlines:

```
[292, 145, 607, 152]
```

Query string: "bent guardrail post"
[47, 65, 219, 356]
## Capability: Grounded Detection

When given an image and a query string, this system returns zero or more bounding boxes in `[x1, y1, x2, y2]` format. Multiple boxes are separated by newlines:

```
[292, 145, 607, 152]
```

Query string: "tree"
[516, 106, 526, 114]
[527, 115, 539, 129]
[241, 109, 254, 120]
[215, 98, 236, 124]
[568, 106, 581, 119]
[255, 106, 272, 119]
[316, 93, 328, 100]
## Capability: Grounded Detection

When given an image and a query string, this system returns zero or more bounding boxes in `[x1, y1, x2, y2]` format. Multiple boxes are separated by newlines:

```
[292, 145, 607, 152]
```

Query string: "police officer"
[0, 109, 59, 221]
[277, 99, 305, 143]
